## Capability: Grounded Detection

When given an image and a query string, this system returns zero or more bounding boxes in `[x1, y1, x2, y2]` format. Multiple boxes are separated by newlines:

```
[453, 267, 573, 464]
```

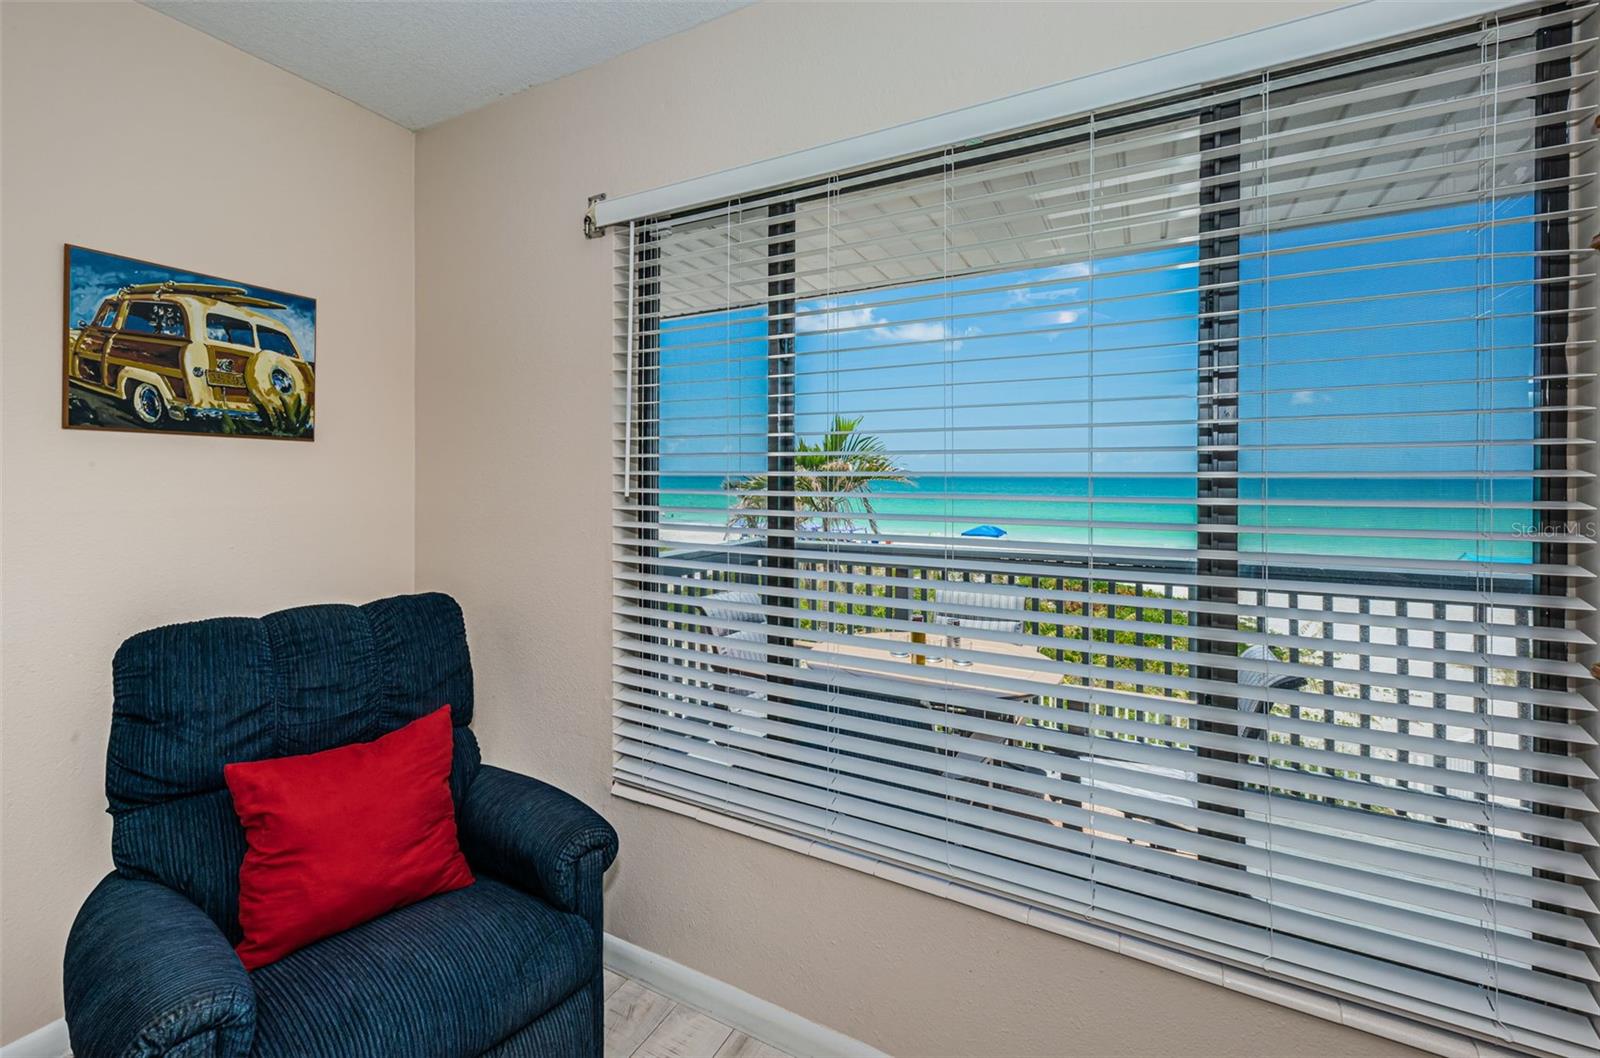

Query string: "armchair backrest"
[105, 592, 479, 942]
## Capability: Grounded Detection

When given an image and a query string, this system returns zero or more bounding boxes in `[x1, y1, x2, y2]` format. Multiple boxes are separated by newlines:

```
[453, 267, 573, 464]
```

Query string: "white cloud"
[840, 307, 882, 329]
[1042, 262, 1092, 279]
[796, 304, 884, 333]
[1008, 285, 1082, 307]
[885, 321, 947, 343]
[1006, 263, 1089, 307]
[1052, 310, 1081, 325]
[797, 299, 954, 346]
[1290, 390, 1317, 405]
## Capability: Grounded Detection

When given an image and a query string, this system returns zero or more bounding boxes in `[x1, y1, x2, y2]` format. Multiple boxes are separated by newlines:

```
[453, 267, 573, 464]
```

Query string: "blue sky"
[67, 246, 317, 362]
[658, 245, 1199, 480]
[657, 196, 1540, 494]
[1236, 197, 1536, 480]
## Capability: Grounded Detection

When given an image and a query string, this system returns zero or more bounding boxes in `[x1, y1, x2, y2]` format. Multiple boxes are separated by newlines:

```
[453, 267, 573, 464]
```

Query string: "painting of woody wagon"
[63, 245, 315, 440]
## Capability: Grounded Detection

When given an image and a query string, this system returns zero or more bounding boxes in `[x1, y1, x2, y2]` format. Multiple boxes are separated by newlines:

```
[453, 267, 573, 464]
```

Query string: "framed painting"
[63, 245, 316, 440]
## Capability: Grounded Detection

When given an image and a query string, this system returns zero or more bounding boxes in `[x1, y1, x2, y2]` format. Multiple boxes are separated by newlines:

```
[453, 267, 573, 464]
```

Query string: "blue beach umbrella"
[961, 524, 1007, 538]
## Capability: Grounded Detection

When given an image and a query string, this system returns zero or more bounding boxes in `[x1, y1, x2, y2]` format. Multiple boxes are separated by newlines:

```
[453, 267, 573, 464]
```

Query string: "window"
[92, 300, 118, 328]
[256, 326, 297, 357]
[614, 7, 1596, 1056]
[121, 301, 187, 338]
[206, 313, 254, 346]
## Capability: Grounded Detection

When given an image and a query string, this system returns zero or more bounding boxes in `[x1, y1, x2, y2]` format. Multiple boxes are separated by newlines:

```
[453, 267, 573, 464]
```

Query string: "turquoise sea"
[657, 475, 1538, 565]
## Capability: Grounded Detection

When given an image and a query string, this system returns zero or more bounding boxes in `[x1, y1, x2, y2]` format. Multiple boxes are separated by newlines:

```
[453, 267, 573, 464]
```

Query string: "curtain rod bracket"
[583, 193, 608, 240]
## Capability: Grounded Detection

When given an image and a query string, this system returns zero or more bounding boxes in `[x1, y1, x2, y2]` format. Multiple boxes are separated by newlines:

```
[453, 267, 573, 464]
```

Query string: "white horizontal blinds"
[612, 4, 1599, 1056]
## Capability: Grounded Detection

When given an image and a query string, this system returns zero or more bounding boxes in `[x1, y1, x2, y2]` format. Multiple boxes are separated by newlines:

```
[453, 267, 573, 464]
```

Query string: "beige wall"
[415, 3, 1423, 1056]
[0, 1, 416, 1042]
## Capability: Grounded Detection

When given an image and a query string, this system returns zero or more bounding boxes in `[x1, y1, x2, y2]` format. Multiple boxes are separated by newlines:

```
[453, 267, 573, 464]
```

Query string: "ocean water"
[657, 474, 1538, 565]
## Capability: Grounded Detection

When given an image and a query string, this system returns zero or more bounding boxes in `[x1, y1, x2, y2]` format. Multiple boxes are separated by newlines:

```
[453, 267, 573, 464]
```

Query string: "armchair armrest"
[65, 873, 255, 1058]
[458, 766, 618, 919]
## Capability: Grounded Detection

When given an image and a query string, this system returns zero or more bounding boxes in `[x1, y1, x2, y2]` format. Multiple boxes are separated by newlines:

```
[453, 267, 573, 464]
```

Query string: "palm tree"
[725, 415, 911, 537]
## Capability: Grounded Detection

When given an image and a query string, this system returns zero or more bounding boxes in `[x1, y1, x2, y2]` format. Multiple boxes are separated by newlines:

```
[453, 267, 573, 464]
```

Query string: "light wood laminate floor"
[603, 968, 793, 1058]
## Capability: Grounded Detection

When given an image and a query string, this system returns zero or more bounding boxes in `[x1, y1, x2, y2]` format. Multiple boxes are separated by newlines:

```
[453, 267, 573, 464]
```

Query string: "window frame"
[255, 324, 299, 358]
[119, 300, 188, 339]
[205, 312, 256, 347]
[616, 7, 1592, 1053]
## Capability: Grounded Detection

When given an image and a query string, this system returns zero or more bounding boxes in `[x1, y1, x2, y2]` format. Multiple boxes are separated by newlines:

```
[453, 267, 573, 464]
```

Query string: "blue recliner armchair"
[63, 592, 618, 1058]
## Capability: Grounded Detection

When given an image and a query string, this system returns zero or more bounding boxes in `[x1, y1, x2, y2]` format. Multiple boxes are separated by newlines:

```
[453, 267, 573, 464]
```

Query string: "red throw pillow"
[224, 704, 475, 970]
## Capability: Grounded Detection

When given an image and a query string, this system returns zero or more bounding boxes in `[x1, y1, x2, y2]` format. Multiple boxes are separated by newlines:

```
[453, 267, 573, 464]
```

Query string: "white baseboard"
[604, 934, 889, 1058]
[0, 1019, 68, 1058]
[10, 942, 875, 1058]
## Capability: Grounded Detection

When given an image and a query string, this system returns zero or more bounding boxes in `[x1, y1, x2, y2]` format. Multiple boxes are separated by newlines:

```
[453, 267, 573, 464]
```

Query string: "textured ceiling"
[142, 0, 752, 130]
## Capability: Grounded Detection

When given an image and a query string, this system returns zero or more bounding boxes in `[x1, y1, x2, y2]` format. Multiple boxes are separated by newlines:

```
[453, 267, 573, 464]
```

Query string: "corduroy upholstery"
[249, 878, 595, 1058]
[64, 593, 617, 1058]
